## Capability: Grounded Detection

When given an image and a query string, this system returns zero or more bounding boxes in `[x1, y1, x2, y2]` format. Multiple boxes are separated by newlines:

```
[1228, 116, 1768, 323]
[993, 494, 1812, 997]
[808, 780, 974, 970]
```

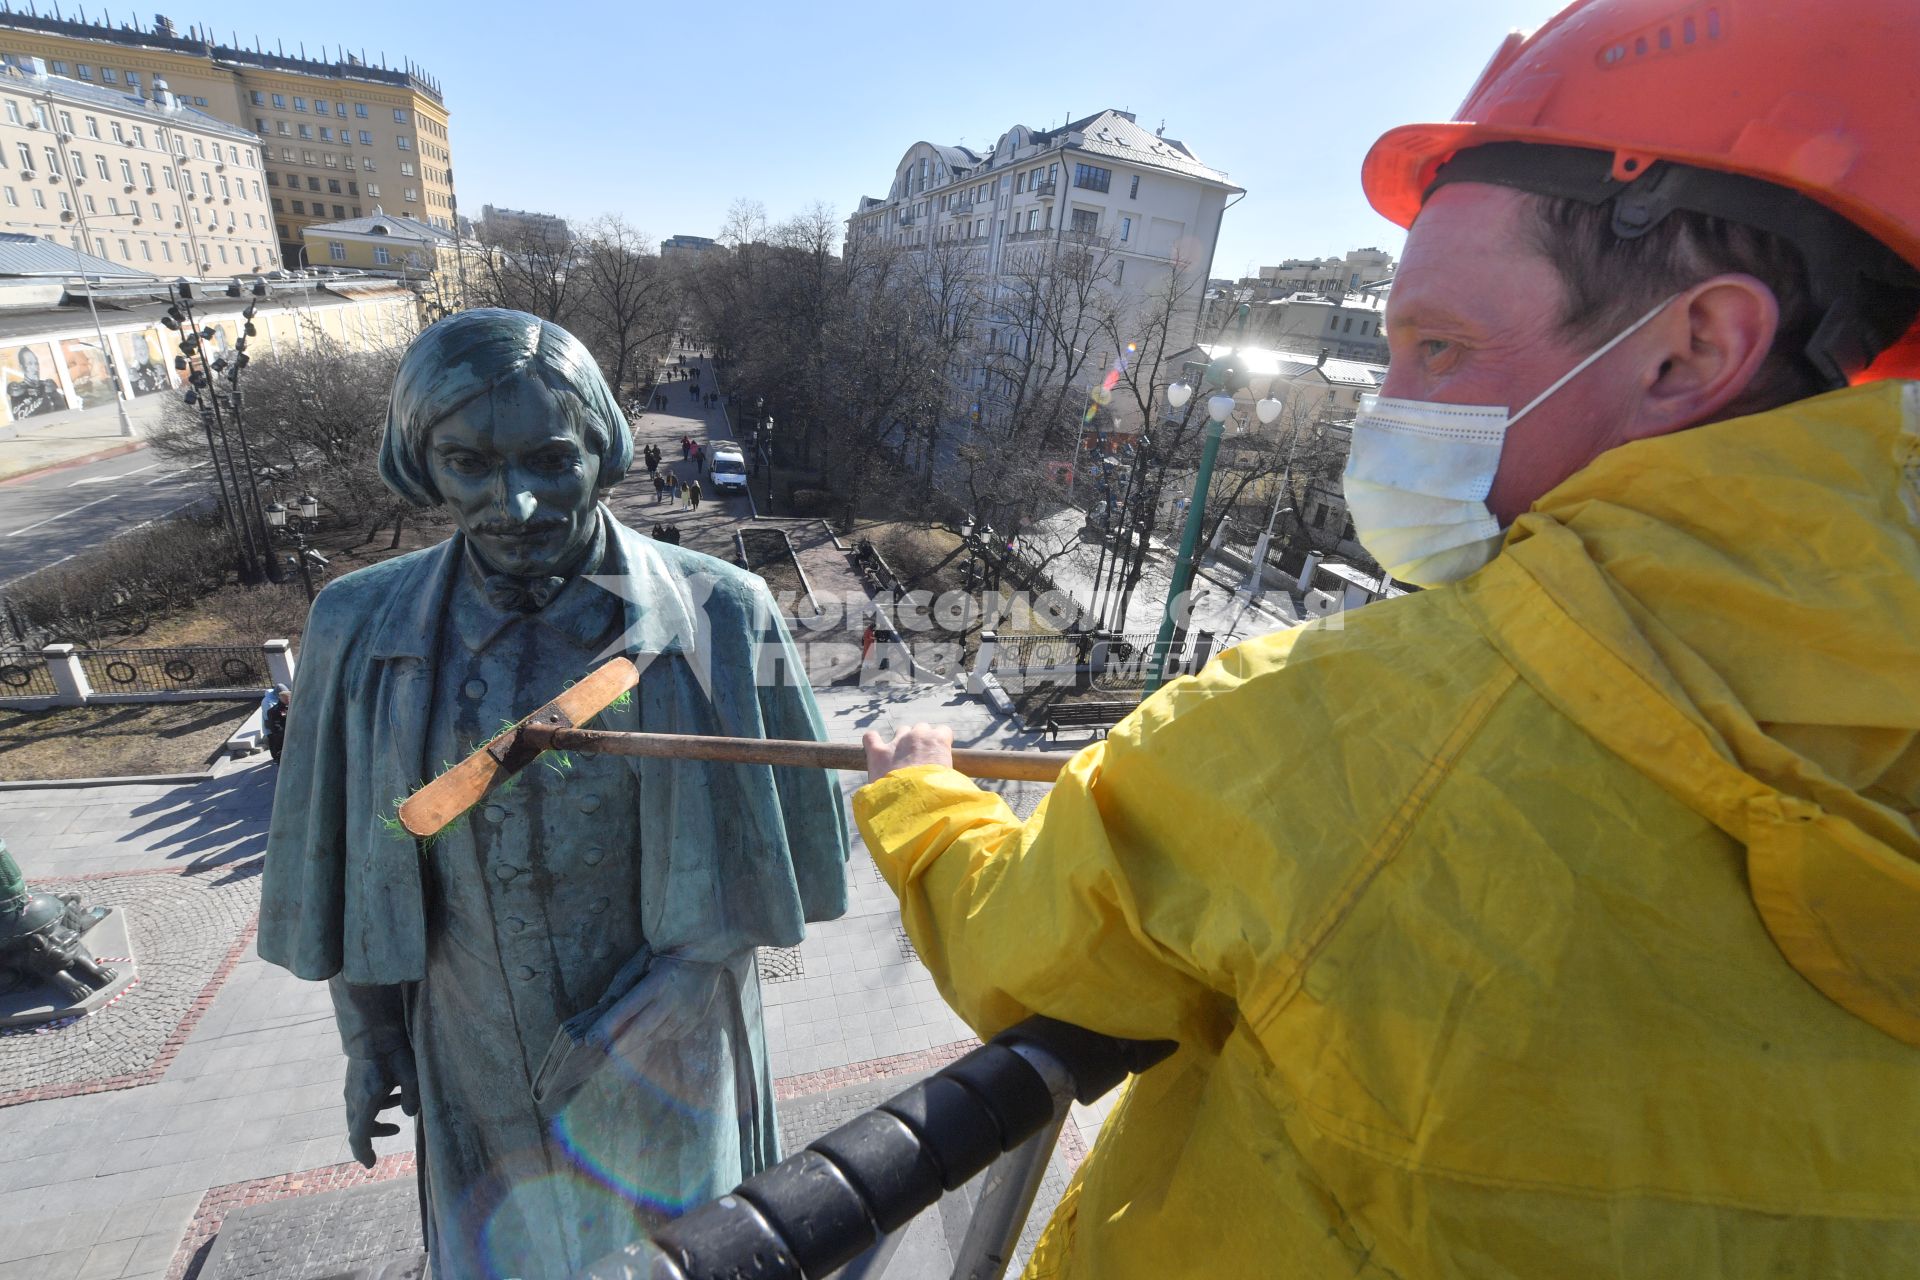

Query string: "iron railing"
[992, 632, 1165, 689]
[76, 645, 266, 694]
[0, 650, 56, 698]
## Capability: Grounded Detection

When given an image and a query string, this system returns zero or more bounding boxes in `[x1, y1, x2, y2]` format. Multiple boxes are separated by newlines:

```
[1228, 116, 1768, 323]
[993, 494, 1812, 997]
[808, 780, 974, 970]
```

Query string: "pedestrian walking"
[682, 437, 692, 460]
[693, 441, 704, 467]
[687, 479, 702, 512]
[651, 471, 666, 503]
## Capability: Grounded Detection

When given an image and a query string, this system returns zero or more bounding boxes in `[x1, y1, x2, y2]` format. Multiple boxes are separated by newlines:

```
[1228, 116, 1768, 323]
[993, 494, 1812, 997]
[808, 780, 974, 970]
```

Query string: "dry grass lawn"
[0, 701, 253, 781]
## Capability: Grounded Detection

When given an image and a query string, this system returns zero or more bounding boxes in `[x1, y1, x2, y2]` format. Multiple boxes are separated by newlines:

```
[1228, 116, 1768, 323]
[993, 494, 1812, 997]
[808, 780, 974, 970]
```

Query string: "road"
[0, 447, 212, 587]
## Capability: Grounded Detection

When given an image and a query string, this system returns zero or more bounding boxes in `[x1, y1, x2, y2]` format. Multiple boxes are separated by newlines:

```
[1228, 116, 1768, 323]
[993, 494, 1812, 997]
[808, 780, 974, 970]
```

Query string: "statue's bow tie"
[483, 573, 566, 613]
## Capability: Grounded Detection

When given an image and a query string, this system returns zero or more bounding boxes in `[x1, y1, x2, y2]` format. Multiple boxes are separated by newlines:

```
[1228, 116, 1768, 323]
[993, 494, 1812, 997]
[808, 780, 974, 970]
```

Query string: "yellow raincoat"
[853, 381, 1920, 1278]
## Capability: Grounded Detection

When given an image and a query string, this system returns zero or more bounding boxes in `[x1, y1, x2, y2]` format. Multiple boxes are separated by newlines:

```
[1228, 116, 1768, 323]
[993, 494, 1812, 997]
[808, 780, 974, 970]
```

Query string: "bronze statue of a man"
[258, 310, 848, 1279]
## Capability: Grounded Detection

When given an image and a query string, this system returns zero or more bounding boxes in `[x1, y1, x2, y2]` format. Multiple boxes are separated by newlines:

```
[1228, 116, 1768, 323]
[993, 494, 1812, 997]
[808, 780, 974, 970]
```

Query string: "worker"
[858, 1, 1920, 1275]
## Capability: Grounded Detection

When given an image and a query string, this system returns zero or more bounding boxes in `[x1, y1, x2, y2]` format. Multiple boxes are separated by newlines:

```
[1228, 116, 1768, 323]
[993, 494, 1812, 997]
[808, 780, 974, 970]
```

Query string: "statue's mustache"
[473, 518, 568, 537]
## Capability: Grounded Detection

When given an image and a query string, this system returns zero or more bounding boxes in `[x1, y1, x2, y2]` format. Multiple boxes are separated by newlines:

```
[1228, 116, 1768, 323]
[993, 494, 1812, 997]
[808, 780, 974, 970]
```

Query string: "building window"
[362, 159, 376, 173]
[272, 94, 285, 108]
[355, 103, 368, 118]
[256, 117, 269, 134]
[1073, 164, 1111, 193]
[306, 176, 320, 191]
[291, 199, 305, 214]
[315, 98, 329, 115]
[252, 181, 261, 200]
[120, 159, 134, 185]
[347, 181, 359, 196]
[251, 91, 265, 105]
[396, 135, 411, 150]
[393, 108, 408, 123]
[293, 97, 307, 112]
[30, 189, 44, 209]
[83, 194, 96, 213]
[103, 68, 118, 84]
[140, 241, 151, 260]
[193, 97, 206, 106]
[94, 155, 110, 180]
[324, 154, 338, 168]
[1129, 174, 1140, 199]
[366, 184, 380, 198]
[77, 63, 93, 80]
[162, 169, 175, 190]
[302, 153, 316, 169]
[193, 138, 205, 158]
[327, 179, 342, 194]
[218, 245, 227, 263]
[400, 162, 415, 177]
[2, 188, 13, 207]
[219, 175, 230, 198]
[298, 124, 312, 140]
[161, 241, 172, 261]
[332, 203, 345, 218]
[329, 241, 346, 261]
[351, 205, 361, 217]
[319, 126, 332, 141]
[3, 102, 17, 125]
[200, 172, 213, 197]
[335, 103, 347, 118]
[1015, 172, 1025, 193]
[358, 130, 372, 146]
[126, 73, 139, 91]
[278, 121, 290, 136]
[1115, 260, 1124, 284]
[374, 245, 391, 264]
[1120, 216, 1131, 241]
[404, 188, 417, 202]
[57, 110, 73, 134]
[84, 116, 99, 138]
[132, 126, 144, 147]
[45, 148, 62, 176]
[118, 238, 128, 257]
[50, 60, 67, 75]
[16, 143, 33, 171]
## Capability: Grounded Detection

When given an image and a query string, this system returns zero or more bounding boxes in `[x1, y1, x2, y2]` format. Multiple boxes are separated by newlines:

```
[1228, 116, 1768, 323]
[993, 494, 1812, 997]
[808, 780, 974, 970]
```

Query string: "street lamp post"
[1142, 354, 1283, 696]
[42, 94, 136, 440]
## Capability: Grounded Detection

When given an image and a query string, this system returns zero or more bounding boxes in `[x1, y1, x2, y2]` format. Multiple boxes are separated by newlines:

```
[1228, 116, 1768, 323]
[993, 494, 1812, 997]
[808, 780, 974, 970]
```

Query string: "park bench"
[1042, 700, 1136, 740]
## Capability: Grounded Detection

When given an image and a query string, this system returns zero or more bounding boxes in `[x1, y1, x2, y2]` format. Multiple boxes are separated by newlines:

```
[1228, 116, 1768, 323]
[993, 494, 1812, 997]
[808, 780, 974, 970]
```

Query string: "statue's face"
[425, 374, 604, 578]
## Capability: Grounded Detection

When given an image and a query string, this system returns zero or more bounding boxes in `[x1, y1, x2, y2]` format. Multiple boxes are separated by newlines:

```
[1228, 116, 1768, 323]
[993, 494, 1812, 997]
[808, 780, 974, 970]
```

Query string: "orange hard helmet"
[1363, 0, 1920, 383]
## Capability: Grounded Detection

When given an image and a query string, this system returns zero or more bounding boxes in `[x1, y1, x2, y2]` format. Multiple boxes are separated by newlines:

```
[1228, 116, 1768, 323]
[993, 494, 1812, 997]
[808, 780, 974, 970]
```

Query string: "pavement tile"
[73, 1235, 138, 1280]
[0, 1245, 90, 1280]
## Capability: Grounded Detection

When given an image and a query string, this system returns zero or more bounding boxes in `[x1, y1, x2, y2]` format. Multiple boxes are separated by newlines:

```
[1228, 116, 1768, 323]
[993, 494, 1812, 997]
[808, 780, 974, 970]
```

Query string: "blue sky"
[173, 0, 1562, 273]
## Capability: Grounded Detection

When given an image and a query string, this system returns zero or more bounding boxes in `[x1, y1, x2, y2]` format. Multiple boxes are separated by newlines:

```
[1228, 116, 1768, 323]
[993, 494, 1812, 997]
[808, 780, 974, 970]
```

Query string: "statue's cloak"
[257, 515, 849, 984]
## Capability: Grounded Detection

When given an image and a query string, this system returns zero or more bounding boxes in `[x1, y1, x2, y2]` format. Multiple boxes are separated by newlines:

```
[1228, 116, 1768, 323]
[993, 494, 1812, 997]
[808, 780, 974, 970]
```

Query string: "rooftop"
[0, 60, 259, 142]
[0, 10, 443, 104]
[302, 209, 453, 242]
[0, 231, 155, 280]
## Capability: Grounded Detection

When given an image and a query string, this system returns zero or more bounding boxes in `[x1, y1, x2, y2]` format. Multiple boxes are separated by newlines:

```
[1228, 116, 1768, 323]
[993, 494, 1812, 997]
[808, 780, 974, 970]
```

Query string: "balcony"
[898, 212, 915, 227]
[1034, 179, 1056, 200]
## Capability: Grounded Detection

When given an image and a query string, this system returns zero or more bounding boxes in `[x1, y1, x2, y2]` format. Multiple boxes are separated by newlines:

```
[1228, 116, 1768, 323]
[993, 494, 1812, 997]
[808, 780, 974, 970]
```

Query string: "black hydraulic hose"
[579, 1016, 1176, 1280]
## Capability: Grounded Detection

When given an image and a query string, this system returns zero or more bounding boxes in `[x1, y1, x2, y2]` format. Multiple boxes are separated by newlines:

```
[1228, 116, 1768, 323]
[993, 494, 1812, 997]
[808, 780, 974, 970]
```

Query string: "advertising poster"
[60, 336, 122, 409]
[116, 328, 173, 395]
[1, 342, 69, 422]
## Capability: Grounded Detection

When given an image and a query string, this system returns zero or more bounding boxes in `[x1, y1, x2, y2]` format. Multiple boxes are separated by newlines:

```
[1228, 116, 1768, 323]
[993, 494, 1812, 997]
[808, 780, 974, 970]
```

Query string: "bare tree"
[474, 217, 579, 321]
[573, 216, 679, 401]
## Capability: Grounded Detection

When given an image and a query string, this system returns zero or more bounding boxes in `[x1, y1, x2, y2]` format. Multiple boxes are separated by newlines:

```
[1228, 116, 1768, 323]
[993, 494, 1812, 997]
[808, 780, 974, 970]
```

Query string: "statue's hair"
[378, 308, 631, 507]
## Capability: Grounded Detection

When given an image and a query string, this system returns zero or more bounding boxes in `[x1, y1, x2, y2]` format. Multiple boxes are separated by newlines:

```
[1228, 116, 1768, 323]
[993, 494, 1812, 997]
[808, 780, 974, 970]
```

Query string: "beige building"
[0, 60, 278, 276]
[0, 12, 453, 269]
[1257, 247, 1394, 295]
[302, 209, 474, 310]
[1245, 289, 1390, 363]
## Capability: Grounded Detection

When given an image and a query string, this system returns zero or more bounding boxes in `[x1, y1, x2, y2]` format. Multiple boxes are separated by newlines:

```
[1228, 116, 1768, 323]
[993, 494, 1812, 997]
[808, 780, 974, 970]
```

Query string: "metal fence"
[0, 650, 56, 698]
[75, 646, 268, 695]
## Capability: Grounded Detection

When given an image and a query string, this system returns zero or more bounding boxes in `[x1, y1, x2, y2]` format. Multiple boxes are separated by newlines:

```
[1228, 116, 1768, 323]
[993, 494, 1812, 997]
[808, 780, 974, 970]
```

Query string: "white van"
[707, 444, 749, 493]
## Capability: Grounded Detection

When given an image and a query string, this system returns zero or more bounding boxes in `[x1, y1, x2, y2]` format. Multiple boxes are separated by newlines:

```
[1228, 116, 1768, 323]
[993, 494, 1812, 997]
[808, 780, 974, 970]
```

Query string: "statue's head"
[380, 309, 631, 578]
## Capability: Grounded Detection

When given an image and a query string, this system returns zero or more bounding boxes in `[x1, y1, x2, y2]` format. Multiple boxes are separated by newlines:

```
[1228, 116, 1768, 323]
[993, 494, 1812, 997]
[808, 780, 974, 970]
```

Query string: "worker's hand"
[344, 1045, 419, 1168]
[863, 723, 954, 782]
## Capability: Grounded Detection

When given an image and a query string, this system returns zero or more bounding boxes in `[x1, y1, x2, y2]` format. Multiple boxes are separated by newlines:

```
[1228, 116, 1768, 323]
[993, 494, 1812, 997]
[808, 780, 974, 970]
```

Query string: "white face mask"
[1342, 295, 1676, 588]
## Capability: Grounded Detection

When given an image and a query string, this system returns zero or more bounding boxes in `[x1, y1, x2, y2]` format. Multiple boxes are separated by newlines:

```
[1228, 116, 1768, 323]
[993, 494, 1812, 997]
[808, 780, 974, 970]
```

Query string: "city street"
[0, 448, 210, 587]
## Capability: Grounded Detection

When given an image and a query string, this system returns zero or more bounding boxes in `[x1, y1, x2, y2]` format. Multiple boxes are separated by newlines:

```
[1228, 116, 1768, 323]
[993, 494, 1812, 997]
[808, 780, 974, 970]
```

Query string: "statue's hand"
[344, 1046, 419, 1168]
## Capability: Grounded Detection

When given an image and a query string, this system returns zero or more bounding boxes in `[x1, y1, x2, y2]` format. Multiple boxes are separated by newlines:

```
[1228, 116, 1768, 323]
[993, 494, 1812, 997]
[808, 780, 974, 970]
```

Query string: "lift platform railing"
[578, 1017, 1177, 1280]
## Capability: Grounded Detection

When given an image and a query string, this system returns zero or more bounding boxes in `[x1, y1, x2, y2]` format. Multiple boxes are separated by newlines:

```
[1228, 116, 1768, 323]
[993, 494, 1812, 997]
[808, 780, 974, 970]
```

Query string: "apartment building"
[481, 204, 569, 245]
[850, 111, 1236, 300]
[1257, 247, 1394, 295]
[0, 60, 279, 276]
[0, 11, 453, 269]
[1242, 289, 1390, 362]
